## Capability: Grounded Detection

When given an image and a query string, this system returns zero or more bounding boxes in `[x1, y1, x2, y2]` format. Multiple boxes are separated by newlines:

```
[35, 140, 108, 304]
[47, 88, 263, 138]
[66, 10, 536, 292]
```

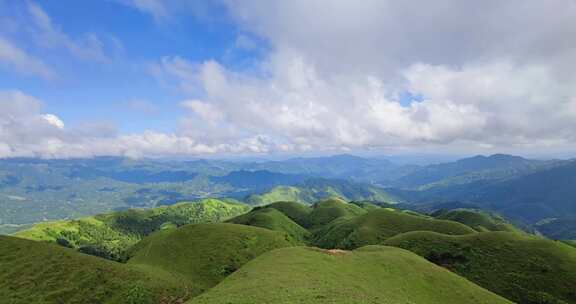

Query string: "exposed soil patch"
[324, 249, 349, 256]
[305, 247, 351, 256]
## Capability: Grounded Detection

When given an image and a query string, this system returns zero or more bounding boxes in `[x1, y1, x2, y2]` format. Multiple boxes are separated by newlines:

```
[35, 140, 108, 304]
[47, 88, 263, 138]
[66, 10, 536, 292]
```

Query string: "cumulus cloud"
[0, 36, 55, 79]
[0, 90, 277, 158]
[3, 0, 576, 157]
[145, 0, 576, 154]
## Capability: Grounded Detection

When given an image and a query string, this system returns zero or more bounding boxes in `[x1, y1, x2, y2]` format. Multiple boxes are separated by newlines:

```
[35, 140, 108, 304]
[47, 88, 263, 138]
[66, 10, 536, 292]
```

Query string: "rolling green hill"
[15, 199, 249, 261]
[126, 223, 293, 292]
[311, 208, 476, 249]
[245, 178, 397, 205]
[188, 246, 512, 304]
[307, 197, 367, 228]
[261, 201, 313, 227]
[0, 235, 193, 304]
[227, 208, 310, 243]
[384, 231, 576, 304]
[433, 209, 523, 233]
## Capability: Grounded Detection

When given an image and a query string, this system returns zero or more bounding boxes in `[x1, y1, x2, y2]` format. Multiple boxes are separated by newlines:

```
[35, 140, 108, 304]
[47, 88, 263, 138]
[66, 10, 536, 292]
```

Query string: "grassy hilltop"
[311, 208, 476, 249]
[189, 246, 512, 304]
[127, 223, 293, 292]
[14, 199, 248, 261]
[0, 235, 193, 304]
[384, 231, 576, 304]
[226, 208, 310, 243]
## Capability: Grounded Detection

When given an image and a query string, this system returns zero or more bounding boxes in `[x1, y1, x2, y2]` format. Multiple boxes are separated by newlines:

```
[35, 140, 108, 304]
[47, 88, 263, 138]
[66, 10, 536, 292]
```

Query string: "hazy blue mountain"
[0, 156, 399, 234]
[210, 170, 309, 191]
[391, 154, 548, 188]
[535, 216, 576, 240]
[2, 154, 576, 239]
[391, 159, 576, 224]
[249, 154, 417, 183]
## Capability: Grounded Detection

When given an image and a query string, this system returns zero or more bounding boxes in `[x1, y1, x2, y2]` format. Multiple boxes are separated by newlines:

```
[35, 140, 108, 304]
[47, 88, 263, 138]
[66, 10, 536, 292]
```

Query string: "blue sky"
[0, 0, 251, 133]
[1, 0, 575, 158]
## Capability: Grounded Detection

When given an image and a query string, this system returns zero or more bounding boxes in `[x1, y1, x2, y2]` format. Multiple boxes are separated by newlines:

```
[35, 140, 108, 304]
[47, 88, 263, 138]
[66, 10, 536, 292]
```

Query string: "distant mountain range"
[2, 153, 576, 239]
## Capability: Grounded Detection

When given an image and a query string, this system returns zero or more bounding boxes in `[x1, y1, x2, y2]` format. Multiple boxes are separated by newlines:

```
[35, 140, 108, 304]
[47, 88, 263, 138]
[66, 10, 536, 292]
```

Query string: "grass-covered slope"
[384, 231, 576, 304]
[14, 199, 249, 261]
[307, 197, 367, 228]
[433, 209, 523, 233]
[127, 223, 292, 292]
[227, 208, 310, 243]
[312, 208, 476, 249]
[245, 178, 397, 205]
[0, 235, 192, 304]
[189, 246, 512, 304]
[262, 201, 313, 227]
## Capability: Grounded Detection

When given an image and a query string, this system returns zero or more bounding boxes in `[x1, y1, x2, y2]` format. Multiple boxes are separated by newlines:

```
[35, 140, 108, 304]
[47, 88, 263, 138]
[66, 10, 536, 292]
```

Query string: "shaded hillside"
[312, 208, 476, 249]
[127, 223, 292, 292]
[15, 199, 249, 261]
[189, 246, 512, 304]
[433, 209, 523, 233]
[385, 231, 576, 304]
[0, 235, 193, 304]
[261, 201, 313, 227]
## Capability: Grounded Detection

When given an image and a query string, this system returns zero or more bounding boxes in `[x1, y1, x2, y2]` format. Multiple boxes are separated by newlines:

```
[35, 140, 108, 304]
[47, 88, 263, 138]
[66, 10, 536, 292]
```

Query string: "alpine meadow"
[1, 1, 576, 303]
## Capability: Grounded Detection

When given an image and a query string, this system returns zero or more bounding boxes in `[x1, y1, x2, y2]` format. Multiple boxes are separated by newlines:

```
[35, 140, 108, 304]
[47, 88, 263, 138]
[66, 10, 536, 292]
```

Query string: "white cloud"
[182, 99, 224, 123]
[0, 90, 280, 158]
[143, 0, 576, 154]
[41, 114, 65, 129]
[0, 36, 55, 79]
[3, 1, 576, 157]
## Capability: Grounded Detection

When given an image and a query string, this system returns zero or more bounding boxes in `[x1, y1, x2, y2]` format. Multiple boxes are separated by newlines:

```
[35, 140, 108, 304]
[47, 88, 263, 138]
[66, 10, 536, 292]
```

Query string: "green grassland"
[126, 223, 293, 293]
[311, 208, 476, 249]
[188, 246, 512, 304]
[245, 178, 397, 205]
[384, 231, 576, 304]
[3, 197, 576, 304]
[307, 197, 367, 228]
[261, 201, 313, 227]
[14, 199, 249, 261]
[0, 235, 193, 304]
[433, 208, 524, 233]
[226, 208, 310, 243]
